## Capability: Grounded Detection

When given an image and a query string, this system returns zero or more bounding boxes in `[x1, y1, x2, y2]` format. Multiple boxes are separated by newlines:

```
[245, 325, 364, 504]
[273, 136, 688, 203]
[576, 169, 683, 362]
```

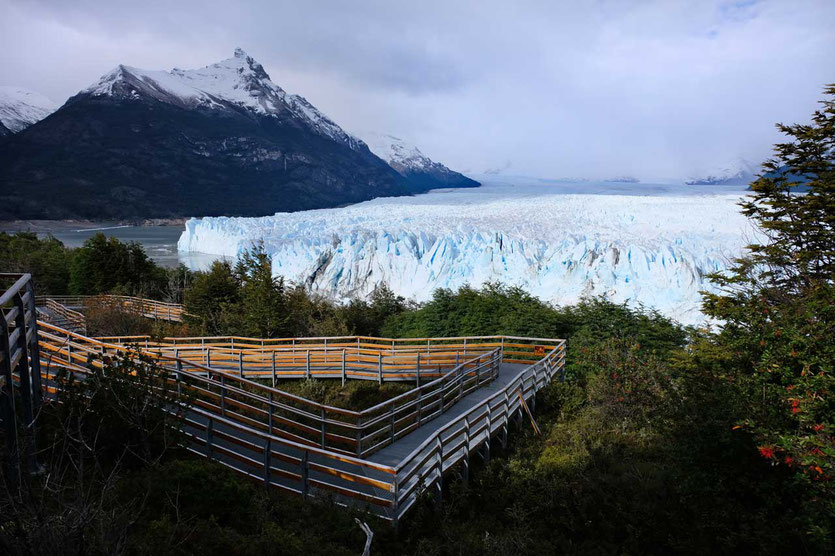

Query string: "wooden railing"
[35, 295, 185, 322]
[34, 327, 399, 512]
[391, 341, 566, 520]
[99, 334, 558, 371]
[6, 277, 567, 522]
[36, 323, 565, 520]
[37, 322, 503, 458]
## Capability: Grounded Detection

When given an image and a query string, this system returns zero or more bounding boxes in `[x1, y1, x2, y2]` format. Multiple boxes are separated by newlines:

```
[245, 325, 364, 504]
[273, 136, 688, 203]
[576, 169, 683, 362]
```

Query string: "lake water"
[3, 223, 228, 270]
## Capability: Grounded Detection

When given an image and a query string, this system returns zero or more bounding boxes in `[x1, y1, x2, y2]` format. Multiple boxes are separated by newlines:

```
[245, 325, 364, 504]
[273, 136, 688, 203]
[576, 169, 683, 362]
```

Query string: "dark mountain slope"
[0, 50, 411, 220]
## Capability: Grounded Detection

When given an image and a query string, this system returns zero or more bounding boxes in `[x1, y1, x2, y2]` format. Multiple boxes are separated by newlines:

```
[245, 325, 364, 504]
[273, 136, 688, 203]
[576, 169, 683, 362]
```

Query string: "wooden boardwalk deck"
[370, 362, 527, 467]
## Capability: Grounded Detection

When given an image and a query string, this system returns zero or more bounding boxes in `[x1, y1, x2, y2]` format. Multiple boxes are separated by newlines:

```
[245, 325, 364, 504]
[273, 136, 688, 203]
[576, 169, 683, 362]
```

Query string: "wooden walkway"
[370, 362, 526, 467]
[4, 276, 566, 523]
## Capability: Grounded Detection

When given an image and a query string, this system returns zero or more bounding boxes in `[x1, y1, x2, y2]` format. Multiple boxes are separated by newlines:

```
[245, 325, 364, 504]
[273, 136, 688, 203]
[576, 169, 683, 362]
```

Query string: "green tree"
[233, 244, 290, 337]
[184, 260, 241, 334]
[68, 233, 167, 296]
[703, 85, 835, 517]
[0, 232, 72, 295]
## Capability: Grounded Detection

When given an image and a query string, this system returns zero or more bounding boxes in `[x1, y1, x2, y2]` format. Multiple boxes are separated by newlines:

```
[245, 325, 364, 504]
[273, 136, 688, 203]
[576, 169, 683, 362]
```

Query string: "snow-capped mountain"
[361, 132, 479, 190]
[0, 49, 416, 220]
[82, 48, 365, 152]
[178, 182, 757, 325]
[0, 86, 57, 133]
[686, 159, 758, 185]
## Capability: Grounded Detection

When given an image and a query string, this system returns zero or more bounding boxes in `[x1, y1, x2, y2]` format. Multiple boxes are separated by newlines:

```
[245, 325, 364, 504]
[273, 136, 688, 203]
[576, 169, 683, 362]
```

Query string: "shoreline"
[0, 218, 188, 233]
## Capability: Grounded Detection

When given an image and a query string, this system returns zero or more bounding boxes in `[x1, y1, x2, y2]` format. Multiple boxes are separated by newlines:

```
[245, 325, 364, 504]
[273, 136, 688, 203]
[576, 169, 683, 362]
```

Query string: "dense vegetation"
[1, 87, 833, 553]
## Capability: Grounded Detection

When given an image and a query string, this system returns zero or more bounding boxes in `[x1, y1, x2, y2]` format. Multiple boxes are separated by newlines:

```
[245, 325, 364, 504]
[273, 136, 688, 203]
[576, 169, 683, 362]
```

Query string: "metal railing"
[6, 275, 567, 521]
[37, 322, 503, 458]
[0, 274, 45, 483]
[392, 342, 565, 520]
[36, 322, 565, 521]
[38, 298, 87, 333]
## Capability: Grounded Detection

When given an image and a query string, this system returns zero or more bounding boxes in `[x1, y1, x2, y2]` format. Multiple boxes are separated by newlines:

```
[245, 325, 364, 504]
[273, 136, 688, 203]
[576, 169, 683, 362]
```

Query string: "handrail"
[29, 319, 563, 521]
[36, 321, 505, 457]
[7, 276, 568, 521]
[389, 341, 565, 520]
[35, 294, 185, 322]
[39, 298, 87, 333]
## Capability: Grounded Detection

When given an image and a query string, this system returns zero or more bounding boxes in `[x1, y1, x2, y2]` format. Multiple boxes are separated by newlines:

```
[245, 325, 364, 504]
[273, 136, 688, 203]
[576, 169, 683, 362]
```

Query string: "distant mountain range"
[0, 86, 57, 133]
[686, 159, 758, 185]
[0, 49, 478, 220]
[361, 133, 479, 190]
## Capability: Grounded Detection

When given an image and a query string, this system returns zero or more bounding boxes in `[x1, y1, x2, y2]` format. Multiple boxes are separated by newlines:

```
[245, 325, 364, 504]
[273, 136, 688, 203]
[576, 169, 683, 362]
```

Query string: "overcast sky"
[1, 0, 833, 179]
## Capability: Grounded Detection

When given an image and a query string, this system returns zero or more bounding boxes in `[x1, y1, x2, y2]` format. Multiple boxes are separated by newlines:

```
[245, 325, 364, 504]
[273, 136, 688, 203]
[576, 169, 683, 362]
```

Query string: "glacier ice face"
[178, 181, 757, 325]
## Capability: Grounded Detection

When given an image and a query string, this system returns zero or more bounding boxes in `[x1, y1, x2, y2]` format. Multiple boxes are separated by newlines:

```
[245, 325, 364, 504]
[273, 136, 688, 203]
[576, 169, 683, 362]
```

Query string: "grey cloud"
[1, 0, 833, 179]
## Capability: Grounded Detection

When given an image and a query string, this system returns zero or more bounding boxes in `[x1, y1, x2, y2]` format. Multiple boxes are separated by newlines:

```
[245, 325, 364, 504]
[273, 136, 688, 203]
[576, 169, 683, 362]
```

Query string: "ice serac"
[0, 86, 57, 133]
[361, 132, 480, 192]
[178, 190, 756, 325]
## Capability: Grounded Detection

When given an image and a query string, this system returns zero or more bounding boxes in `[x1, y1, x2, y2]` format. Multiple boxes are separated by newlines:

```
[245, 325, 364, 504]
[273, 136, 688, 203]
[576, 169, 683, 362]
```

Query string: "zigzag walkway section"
[3, 275, 566, 523]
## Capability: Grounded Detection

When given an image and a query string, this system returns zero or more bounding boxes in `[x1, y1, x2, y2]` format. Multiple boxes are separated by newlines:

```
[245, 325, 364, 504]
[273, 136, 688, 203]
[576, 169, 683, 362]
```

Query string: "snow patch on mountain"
[361, 132, 439, 173]
[686, 158, 758, 185]
[81, 48, 364, 151]
[0, 86, 57, 132]
[178, 183, 757, 325]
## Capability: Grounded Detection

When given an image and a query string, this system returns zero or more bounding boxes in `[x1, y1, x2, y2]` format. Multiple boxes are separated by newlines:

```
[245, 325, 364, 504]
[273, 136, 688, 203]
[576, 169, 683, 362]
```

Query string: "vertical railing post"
[24, 282, 44, 415]
[238, 350, 243, 378]
[263, 437, 272, 486]
[206, 417, 214, 457]
[484, 401, 492, 463]
[306, 350, 310, 379]
[300, 449, 309, 496]
[462, 416, 471, 486]
[0, 312, 20, 486]
[341, 349, 346, 386]
[176, 358, 183, 396]
[12, 292, 36, 473]
[415, 353, 420, 387]
[320, 407, 326, 448]
[389, 405, 396, 444]
[378, 352, 383, 385]
[220, 375, 227, 416]
[271, 350, 276, 388]
[435, 436, 444, 510]
[416, 390, 422, 426]
[268, 392, 274, 435]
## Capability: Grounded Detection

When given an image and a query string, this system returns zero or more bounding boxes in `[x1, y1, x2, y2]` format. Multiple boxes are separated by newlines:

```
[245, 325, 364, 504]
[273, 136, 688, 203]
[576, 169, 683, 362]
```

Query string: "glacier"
[178, 180, 757, 325]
